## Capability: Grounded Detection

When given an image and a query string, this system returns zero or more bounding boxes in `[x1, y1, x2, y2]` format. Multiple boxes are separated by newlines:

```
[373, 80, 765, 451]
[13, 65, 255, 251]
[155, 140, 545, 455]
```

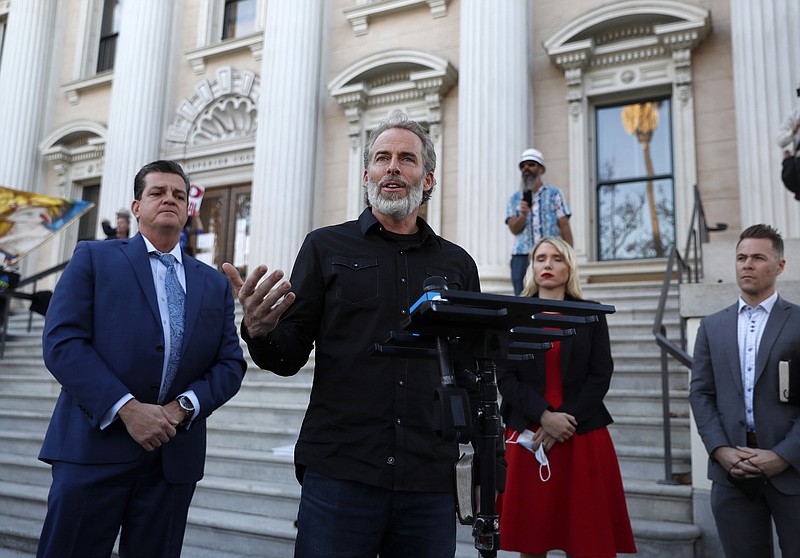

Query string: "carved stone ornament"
[167, 66, 260, 147]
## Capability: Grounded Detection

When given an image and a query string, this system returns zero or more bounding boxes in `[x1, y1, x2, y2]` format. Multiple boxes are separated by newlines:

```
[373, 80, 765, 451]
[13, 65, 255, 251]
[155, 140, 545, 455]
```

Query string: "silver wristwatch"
[177, 395, 195, 418]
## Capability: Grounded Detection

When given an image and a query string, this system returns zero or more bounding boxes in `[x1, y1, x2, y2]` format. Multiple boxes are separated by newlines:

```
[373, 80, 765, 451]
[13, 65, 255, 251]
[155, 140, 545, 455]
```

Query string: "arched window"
[544, 0, 710, 261]
[328, 49, 457, 232]
[41, 121, 108, 255]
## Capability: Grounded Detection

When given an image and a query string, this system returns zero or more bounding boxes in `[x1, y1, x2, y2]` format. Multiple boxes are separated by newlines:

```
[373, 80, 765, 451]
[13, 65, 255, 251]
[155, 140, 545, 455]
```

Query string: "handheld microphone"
[423, 276, 455, 386]
[522, 189, 533, 206]
[422, 276, 473, 443]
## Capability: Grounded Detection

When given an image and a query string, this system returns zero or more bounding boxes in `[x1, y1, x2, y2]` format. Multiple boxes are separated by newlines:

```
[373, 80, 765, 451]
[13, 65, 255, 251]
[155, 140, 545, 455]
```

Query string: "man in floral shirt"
[505, 148, 573, 295]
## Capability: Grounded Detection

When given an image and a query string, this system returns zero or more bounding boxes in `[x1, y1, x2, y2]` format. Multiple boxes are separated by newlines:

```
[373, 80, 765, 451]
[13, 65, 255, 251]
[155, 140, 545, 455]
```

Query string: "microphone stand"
[373, 288, 615, 557]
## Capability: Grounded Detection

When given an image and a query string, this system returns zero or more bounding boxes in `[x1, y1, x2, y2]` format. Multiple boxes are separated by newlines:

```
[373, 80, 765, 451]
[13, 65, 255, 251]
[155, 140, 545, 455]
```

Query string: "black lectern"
[372, 285, 615, 557]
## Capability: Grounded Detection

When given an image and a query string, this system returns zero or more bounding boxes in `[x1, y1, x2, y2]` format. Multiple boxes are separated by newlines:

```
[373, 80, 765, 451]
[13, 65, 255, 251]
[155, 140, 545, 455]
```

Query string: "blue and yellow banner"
[0, 186, 94, 265]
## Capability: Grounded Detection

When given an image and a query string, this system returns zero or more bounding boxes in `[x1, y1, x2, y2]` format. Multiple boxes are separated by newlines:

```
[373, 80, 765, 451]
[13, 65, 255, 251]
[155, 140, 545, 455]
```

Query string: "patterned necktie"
[156, 253, 185, 403]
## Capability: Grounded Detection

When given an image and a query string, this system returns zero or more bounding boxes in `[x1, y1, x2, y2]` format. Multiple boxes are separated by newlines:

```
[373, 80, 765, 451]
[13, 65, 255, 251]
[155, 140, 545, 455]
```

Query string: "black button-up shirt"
[244, 209, 480, 492]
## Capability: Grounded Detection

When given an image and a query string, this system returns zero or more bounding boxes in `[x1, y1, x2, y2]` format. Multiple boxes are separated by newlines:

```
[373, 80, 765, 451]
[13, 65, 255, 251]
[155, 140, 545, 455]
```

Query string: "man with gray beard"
[505, 148, 573, 295]
[224, 111, 481, 557]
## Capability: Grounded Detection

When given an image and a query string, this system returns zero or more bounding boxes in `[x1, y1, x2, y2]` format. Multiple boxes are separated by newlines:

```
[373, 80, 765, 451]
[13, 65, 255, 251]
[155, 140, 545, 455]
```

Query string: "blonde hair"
[520, 237, 583, 300]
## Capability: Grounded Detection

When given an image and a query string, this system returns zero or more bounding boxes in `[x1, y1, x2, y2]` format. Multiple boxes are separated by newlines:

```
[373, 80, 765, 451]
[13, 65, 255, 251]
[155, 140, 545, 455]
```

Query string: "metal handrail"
[652, 185, 726, 483]
[0, 261, 70, 359]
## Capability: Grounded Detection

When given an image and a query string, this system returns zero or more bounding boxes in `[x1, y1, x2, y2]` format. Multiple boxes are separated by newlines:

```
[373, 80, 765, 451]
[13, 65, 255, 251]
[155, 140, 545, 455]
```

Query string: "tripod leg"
[472, 358, 500, 557]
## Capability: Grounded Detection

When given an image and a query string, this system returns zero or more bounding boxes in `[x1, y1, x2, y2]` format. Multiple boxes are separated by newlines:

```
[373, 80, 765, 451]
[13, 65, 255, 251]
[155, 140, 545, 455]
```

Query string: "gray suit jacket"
[689, 295, 800, 494]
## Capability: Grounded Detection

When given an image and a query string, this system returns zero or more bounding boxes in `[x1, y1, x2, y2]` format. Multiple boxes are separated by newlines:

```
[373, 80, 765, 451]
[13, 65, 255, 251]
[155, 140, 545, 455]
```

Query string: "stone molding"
[166, 66, 260, 148]
[329, 49, 456, 134]
[328, 49, 456, 227]
[342, 0, 448, 36]
[40, 120, 108, 194]
[543, 0, 711, 262]
[61, 72, 114, 106]
[185, 32, 264, 75]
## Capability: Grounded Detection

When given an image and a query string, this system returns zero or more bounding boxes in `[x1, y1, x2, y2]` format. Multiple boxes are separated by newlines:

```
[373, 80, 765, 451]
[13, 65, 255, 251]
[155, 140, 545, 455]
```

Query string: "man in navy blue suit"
[36, 160, 246, 558]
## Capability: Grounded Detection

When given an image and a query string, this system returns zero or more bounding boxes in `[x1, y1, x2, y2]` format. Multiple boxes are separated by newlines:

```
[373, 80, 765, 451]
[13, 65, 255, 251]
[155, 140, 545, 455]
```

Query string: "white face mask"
[506, 428, 551, 482]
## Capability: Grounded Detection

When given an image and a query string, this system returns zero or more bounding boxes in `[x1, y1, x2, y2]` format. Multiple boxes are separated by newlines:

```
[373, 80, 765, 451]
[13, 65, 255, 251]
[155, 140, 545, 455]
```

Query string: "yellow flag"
[0, 186, 94, 265]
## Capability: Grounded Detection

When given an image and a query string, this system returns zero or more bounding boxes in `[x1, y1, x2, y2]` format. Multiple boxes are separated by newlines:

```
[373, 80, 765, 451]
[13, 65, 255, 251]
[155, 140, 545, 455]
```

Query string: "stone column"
[731, 0, 800, 237]
[458, 0, 531, 291]
[98, 0, 176, 236]
[249, 1, 325, 274]
[0, 0, 57, 191]
[563, 66, 590, 263]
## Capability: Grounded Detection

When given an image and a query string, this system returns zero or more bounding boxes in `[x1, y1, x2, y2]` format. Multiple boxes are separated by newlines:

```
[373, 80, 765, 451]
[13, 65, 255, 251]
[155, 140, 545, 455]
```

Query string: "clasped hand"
[533, 409, 577, 452]
[118, 399, 183, 452]
[713, 446, 789, 479]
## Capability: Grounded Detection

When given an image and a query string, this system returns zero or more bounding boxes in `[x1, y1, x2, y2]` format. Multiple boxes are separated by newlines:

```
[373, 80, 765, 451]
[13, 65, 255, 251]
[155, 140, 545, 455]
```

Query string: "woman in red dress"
[496, 237, 636, 558]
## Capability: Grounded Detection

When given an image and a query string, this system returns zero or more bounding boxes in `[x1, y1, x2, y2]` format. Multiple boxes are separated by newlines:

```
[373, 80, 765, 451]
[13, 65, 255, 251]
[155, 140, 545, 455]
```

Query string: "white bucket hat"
[519, 148, 545, 171]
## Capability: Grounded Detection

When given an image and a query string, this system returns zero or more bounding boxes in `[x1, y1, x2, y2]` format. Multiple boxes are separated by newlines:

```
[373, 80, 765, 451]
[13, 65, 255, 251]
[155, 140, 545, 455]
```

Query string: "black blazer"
[497, 296, 614, 435]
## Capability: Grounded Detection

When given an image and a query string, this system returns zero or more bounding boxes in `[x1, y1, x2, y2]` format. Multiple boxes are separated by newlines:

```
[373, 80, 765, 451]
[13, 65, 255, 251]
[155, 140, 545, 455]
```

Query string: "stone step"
[240, 364, 315, 385]
[0, 453, 50, 488]
[203, 447, 297, 485]
[615, 444, 692, 480]
[628, 519, 701, 558]
[613, 359, 690, 381]
[183, 507, 296, 558]
[0, 430, 45, 457]
[609, 334, 682, 349]
[0, 394, 60, 413]
[623, 478, 693, 523]
[0, 321, 44, 335]
[185, 506, 496, 558]
[0, 481, 48, 523]
[0, 515, 43, 556]
[193, 475, 301, 521]
[200, 399, 308, 428]
[608, 416, 690, 448]
[230, 379, 312, 406]
[609, 335, 683, 352]
[583, 283, 678, 300]
[589, 298, 678, 314]
[0, 409, 51, 434]
[610, 377, 687, 394]
[607, 312, 680, 325]
[0, 326, 43, 339]
[0, 503, 696, 558]
[206, 422, 300, 453]
[0, 374, 59, 396]
[0, 354, 48, 368]
[609, 367, 688, 391]
[0, 282, 697, 557]
[605, 388, 690, 417]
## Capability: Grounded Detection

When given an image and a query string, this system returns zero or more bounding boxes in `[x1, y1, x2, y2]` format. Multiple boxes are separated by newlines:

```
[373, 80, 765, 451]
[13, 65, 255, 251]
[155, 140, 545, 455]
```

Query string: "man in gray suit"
[690, 224, 800, 557]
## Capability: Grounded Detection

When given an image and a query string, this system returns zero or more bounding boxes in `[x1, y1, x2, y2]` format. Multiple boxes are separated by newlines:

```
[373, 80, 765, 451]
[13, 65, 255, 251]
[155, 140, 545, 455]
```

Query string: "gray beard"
[366, 175, 425, 220]
[521, 173, 538, 191]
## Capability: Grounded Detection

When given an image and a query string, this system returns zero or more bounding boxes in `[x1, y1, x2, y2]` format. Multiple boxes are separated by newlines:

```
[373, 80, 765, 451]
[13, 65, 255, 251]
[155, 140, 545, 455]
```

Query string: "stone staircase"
[585, 282, 701, 557]
[0, 280, 702, 557]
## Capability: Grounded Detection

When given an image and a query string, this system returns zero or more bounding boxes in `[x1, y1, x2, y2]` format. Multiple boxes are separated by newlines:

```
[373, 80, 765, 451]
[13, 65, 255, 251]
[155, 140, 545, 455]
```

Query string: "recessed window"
[222, 0, 257, 40]
[596, 98, 674, 260]
[96, 0, 122, 73]
[0, 15, 7, 67]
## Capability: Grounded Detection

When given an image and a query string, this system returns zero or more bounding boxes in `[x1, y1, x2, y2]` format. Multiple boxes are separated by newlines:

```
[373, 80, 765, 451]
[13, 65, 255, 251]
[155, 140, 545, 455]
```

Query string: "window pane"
[78, 185, 100, 241]
[596, 98, 675, 260]
[97, 0, 122, 73]
[222, 0, 257, 40]
[0, 18, 7, 67]
[232, 190, 250, 275]
[597, 100, 672, 182]
[598, 179, 675, 260]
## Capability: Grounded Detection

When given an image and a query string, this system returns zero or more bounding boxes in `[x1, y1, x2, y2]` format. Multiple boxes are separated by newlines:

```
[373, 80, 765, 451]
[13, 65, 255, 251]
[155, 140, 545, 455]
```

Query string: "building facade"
[0, 0, 798, 286]
[2, 1, 800, 554]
